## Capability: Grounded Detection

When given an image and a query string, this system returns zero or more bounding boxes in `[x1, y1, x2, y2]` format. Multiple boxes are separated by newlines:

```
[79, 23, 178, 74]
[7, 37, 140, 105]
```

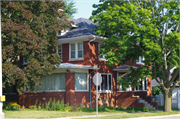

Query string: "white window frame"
[75, 72, 89, 92]
[57, 45, 63, 61]
[136, 56, 144, 65]
[98, 73, 113, 93]
[135, 78, 147, 91]
[69, 42, 83, 60]
[98, 43, 107, 61]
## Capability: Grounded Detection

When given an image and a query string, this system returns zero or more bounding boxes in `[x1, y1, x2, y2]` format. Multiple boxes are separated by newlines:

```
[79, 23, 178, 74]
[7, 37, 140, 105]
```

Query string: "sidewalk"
[52, 113, 180, 119]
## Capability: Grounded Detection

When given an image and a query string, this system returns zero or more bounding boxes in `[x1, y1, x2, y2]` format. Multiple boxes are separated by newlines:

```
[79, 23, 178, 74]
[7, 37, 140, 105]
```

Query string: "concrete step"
[139, 98, 156, 110]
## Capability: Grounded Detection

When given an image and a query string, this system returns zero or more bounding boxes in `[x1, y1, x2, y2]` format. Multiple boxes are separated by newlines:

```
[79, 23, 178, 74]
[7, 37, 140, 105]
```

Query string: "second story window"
[70, 42, 83, 59]
[136, 56, 144, 65]
[57, 45, 62, 58]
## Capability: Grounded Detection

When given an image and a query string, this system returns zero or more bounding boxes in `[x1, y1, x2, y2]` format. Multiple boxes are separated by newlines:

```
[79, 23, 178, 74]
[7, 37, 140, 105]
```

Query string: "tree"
[90, 0, 180, 112]
[1, 1, 71, 93]
[63, 0, 77, 18]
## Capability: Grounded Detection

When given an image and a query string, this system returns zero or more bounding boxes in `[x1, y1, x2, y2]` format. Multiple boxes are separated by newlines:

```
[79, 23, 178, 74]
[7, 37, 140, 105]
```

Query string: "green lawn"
[4, 110, 180, 119]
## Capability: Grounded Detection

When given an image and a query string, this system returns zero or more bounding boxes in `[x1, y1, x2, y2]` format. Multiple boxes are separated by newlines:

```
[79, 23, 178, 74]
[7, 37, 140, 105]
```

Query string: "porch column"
[65, 72, 75, 106]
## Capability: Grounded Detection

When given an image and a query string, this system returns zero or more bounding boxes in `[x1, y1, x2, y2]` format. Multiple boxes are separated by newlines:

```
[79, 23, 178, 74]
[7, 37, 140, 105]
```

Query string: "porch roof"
[55, 63, 99, 70]
[113, 65, 138, 72]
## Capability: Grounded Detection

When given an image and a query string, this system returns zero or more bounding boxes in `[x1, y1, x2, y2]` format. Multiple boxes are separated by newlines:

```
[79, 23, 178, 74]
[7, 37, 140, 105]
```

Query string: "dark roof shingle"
[58, 18, 99, 39]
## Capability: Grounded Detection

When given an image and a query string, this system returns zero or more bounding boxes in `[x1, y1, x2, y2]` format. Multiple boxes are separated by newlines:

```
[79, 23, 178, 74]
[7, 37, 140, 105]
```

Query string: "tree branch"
[170, 76, 179, 92]
[168, 68, 179, 87]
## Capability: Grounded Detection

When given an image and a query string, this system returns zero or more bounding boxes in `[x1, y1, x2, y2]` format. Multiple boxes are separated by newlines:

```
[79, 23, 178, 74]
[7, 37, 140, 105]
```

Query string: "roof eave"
[58, 35, 107, 45]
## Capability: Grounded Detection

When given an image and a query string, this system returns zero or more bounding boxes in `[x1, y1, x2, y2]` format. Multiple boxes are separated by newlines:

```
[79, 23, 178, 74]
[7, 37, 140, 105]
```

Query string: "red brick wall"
[65, 72, 75, 105]
[19, 92, 65, 108]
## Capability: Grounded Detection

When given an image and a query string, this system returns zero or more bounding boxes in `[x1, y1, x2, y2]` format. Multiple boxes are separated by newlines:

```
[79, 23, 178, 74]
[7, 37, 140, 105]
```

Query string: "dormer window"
[69, 42, 83, 59]
[136, 56, 144, 65]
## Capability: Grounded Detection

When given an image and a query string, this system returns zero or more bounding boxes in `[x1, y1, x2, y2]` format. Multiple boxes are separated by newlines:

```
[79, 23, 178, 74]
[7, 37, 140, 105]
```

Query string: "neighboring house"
[19, 18, 157, 109]
[152, 67, 180, 109]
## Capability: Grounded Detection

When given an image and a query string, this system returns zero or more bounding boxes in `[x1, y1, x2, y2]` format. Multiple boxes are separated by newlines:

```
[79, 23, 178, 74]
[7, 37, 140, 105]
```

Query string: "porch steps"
[139, 98, 156, 110]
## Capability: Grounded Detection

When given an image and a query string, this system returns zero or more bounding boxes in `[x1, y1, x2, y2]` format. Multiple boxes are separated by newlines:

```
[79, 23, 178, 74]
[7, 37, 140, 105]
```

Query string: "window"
[98, 74, 112, 92]
[23, 57, 29, 65]
[36, 73, 66, 91]
[136, 56, 144, 64]
[75, 73, 88, 91]
[69, 43, 83, 59]
[118, 72, 131, 91]
[136, 79, 147, 91]
[98, 43, 106, 60]
[57, 45, 62, 58]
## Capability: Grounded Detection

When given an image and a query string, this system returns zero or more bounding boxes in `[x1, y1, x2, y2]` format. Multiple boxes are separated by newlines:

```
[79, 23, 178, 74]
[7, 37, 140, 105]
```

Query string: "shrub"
[71, 104, 79, 112]
[29, 105, 37, 110]
[45, 98, 52, 111]
[51, 98, 56, 111]
[3, 101, 11, 110]
[38, 101, 42, 110]
[64, 102, 71, 112]
[60, 99, 65, 111]
[55, 100, 61, 111]
[9, 101, 20, 110]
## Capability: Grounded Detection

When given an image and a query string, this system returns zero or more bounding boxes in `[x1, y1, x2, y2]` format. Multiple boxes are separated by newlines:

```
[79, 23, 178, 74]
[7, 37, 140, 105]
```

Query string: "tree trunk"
[164, 89, 172, 112]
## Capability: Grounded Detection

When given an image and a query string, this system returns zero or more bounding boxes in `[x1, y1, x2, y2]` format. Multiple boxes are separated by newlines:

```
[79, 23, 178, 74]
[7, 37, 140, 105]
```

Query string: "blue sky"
[73, 0, 100, 19]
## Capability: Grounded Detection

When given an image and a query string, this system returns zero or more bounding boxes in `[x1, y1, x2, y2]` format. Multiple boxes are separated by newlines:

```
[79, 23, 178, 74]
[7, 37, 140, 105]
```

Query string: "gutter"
[89, 69, 96, 108]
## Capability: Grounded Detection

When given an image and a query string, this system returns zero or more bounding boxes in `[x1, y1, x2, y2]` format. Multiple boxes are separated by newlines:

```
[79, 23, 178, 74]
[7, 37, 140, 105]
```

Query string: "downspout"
[89, 70, 96, 108]
[88, 36, 96, 108]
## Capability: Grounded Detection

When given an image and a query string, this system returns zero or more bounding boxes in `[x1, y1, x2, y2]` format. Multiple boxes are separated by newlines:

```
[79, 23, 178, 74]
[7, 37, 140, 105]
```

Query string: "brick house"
[19, 18, 158, 109]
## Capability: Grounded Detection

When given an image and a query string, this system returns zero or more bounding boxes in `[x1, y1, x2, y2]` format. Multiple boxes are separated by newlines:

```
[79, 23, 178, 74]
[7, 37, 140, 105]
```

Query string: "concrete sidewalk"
[52, 113, 180, 119]
[129, 114, 180, 119]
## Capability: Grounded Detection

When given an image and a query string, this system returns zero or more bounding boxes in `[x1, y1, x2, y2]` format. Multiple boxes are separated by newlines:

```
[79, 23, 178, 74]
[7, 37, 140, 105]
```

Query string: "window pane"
[144, 80, 147, 90]
[71, 51, 75, 58]
[58, 53, 62, 57]
[109, 75, 111, 90]
[54, 73, 65, 90]
[139, 80, 142, 90]
[46, 75, 53, 90]
[101, 75, 107, 90]
[78, 51, 82, 58]
[71, 44, 75, 50]
[75, 73, 87, 90]
[136, 86, 138, 90]
[78, 43, 82, 50]
[58, 45, 61, 52]
[37, 75, 46, 90]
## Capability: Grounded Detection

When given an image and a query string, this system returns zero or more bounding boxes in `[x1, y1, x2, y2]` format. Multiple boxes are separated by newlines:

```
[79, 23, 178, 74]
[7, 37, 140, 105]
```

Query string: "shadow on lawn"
[77, 106, 149, 113]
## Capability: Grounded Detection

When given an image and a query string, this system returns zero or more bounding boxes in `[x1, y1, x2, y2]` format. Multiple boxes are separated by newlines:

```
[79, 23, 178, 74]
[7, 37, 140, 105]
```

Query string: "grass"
[4, 109, 180, 119]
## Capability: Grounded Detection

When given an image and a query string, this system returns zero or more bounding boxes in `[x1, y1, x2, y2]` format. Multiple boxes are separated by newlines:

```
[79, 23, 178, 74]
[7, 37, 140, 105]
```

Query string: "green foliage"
[63, 0, 77, 18]
[152, 85, 163, 96]
[90, 0, 180, 112]
[3, 101, 20, 110]
[29, 105, 37, 110]
[1, 1, 71, 93]
[45, 98, 52, 111]
[51, 98, 56, 111]
[64, 102, 72, 112]
[38, 101, 42, 110]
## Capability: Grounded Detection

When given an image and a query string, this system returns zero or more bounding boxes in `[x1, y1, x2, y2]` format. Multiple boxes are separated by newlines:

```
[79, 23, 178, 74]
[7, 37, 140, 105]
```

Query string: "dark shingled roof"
[58, 18, 99, 39]
[113, 65, 138, 70]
